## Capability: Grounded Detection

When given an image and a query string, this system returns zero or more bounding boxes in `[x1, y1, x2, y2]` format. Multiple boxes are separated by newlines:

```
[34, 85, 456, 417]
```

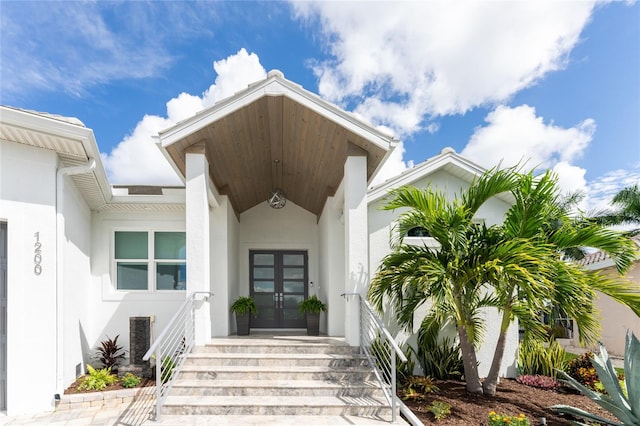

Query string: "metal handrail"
[342, 293, 407, 423]
[143, 291, 213, 420]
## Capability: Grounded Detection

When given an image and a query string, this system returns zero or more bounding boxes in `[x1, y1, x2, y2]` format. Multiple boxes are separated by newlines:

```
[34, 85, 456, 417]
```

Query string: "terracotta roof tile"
[577, 235, 640, 266]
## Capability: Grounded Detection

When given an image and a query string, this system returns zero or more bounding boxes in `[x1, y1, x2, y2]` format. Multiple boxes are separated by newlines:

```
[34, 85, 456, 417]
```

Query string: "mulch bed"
[402, 379, 617, 425]
[64, 375, 154, 395]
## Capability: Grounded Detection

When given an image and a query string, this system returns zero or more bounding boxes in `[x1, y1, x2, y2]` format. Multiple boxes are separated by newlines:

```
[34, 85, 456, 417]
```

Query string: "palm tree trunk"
[482, 306, 513, 396]
[457, 324, 483, 394]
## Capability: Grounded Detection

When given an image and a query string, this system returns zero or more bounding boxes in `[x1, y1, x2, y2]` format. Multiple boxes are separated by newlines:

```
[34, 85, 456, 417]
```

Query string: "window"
[407, 227, 430, 237]
[114, 231, 186, 291]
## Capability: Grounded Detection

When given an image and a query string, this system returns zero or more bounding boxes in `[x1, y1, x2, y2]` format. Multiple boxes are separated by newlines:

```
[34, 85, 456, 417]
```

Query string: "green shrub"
[400, 375, 439, 401]
[518, 338, 567, 379]
[161, 356, 177, 384]
[369, 336, 413, 386]
[414, 323, 463, 380]
[120, 372, 141, 388]
[428, 400, 451, 421]
[77, 365, 118, 391]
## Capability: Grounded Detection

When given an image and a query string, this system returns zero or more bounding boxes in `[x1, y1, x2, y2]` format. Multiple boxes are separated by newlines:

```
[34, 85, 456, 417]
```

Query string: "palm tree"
[481, 171, 639, 396]
[595, 184, 640, 235]
[369, 167, 526, 394]
[369, 167, 640, 396]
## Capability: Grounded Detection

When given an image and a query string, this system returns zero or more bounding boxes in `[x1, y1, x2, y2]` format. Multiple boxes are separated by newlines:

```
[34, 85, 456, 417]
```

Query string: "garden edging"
[55, 386, 155, 411]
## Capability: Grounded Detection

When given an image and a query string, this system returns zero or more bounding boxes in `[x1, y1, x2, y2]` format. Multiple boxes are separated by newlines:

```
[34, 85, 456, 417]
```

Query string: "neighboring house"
[563, 236, 640, 357]
[0, 70, 517, 416]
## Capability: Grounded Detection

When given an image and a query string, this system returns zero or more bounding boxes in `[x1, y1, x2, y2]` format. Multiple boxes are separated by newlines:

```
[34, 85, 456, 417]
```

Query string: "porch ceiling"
[165, 95, 389, 218]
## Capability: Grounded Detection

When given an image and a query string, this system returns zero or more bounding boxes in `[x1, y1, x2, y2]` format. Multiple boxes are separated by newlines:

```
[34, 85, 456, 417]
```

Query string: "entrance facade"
[250, 250, 308, 328]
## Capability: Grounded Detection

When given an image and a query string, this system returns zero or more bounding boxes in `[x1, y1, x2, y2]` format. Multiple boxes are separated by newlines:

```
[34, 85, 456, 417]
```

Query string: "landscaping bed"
[402, 379, 617, 425]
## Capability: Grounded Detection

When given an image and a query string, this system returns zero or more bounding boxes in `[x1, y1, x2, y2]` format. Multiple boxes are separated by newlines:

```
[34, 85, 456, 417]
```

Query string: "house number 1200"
[34, 232, 42, 275]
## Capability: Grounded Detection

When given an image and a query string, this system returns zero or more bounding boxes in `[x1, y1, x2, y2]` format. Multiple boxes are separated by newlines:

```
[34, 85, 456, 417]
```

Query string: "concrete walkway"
[1, 401, 402, 426]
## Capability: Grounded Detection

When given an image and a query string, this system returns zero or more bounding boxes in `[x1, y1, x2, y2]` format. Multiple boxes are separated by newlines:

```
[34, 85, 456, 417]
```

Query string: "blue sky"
[1, 1, 638, 212]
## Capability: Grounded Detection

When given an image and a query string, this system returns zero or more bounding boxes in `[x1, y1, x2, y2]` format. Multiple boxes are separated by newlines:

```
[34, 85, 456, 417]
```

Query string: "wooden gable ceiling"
[165, 95, 389, 218]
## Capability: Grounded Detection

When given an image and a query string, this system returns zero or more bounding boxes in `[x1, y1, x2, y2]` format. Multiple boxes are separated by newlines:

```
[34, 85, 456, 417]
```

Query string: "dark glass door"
[250, 250, 307, 328]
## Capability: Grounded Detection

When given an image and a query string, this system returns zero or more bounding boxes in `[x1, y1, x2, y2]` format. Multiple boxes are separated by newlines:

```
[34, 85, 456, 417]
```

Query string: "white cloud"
[103, 49, 266, 184]
[552, 161, 587, 197]
[370, 142, 414, 187]
[586, 167, 640, 214]
[292, 1, 596, 137]
[462, 105, 595, 172]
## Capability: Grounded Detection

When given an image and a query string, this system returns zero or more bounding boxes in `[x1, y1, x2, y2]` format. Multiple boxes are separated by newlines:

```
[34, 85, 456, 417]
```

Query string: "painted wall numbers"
[34, 232, 42, 275]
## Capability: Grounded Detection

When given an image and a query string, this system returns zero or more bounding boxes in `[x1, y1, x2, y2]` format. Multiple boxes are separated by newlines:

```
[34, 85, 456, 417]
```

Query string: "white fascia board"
[1, 106, 114, 204]
[159, 75, 396, 152]
[368, 151, 484, 203]
[582, 258, 616, 271]
[1, 106, 88, 141]
[367, 140, 400, 186]
[156, 137, 186, 184]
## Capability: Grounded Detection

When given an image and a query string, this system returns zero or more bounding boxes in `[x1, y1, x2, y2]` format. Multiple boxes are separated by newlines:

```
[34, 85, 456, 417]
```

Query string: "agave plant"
[551, 332, 639, 425]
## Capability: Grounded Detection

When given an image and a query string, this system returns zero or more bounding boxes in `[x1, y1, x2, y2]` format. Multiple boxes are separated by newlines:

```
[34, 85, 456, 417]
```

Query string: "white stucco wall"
[90, 210, 186, 364]
[0, 141, 59, 415]
[318, 195, 345, 336]
[60, 173, 92, 395]
[367, 169, 519, 378]
[238, 200, 319, 322]
[210, 194, 239, 336]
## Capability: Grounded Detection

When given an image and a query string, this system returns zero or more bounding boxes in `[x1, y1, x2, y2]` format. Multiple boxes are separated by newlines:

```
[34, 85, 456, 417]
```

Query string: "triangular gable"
[157, 70, 398, 217]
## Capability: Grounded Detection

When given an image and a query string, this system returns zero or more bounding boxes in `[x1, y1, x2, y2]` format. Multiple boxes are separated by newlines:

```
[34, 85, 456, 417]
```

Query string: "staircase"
[160, 335, 405, 424]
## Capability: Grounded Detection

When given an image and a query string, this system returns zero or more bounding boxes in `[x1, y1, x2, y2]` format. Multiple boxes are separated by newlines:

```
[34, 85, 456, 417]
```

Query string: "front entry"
[250, 250, 307, 328]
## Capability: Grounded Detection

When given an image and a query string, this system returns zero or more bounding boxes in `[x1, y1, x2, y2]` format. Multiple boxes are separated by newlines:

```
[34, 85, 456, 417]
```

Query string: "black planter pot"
[236, 313, 250, 336]
[306, 313, 320, 336]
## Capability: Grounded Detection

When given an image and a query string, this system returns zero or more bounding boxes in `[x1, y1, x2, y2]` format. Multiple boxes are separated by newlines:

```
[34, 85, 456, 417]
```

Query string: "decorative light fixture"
[268, 188, 286, 209]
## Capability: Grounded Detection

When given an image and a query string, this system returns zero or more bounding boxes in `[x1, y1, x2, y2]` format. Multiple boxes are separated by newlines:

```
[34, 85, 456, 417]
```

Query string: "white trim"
[158, 73, 397, 152]
[101, 220, 186, 302]
[368, 149, 486, 203]
[582, 258, 617, 271]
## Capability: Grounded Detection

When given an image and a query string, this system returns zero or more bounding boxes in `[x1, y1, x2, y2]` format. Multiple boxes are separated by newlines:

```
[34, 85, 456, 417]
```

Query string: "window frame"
[113, 230, 186, 293]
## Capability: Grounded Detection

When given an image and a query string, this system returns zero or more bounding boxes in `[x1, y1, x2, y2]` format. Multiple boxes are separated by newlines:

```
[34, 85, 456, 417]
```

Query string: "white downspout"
[55, 158, 96, 396]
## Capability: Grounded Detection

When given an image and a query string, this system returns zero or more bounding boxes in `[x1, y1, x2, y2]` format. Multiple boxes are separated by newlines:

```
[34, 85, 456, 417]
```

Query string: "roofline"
[368, 148, 489, 203]
[158, 70, 397, 155]
[1, 106, 185, 210]
[1, 105, 113, 201]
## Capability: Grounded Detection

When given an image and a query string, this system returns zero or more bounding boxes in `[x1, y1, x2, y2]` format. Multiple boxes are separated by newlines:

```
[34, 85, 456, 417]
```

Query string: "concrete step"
[185, 352, 369, 367]
[176, 364, 376, 381]
[162, 395, 391, 416]
[163, 336, 397, 421]
[169, 379, 385, 397]
[194, 340, 358, 355]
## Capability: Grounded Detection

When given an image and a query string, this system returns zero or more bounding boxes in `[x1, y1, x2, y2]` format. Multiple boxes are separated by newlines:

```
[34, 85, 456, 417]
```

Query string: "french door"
[250, 250, 307, 328]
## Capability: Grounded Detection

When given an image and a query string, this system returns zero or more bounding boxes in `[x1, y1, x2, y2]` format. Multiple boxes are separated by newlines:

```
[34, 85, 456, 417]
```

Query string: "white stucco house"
[0, 70, 518, 416]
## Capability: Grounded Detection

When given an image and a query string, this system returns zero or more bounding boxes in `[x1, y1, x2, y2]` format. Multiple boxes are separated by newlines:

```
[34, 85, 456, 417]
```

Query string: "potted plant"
[298, 295, 327, 336]
[230, 296, 257, 336]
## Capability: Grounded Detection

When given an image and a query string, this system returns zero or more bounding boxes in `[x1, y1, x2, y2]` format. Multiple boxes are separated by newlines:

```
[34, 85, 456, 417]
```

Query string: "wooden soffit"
[162, 78, 394, 218]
